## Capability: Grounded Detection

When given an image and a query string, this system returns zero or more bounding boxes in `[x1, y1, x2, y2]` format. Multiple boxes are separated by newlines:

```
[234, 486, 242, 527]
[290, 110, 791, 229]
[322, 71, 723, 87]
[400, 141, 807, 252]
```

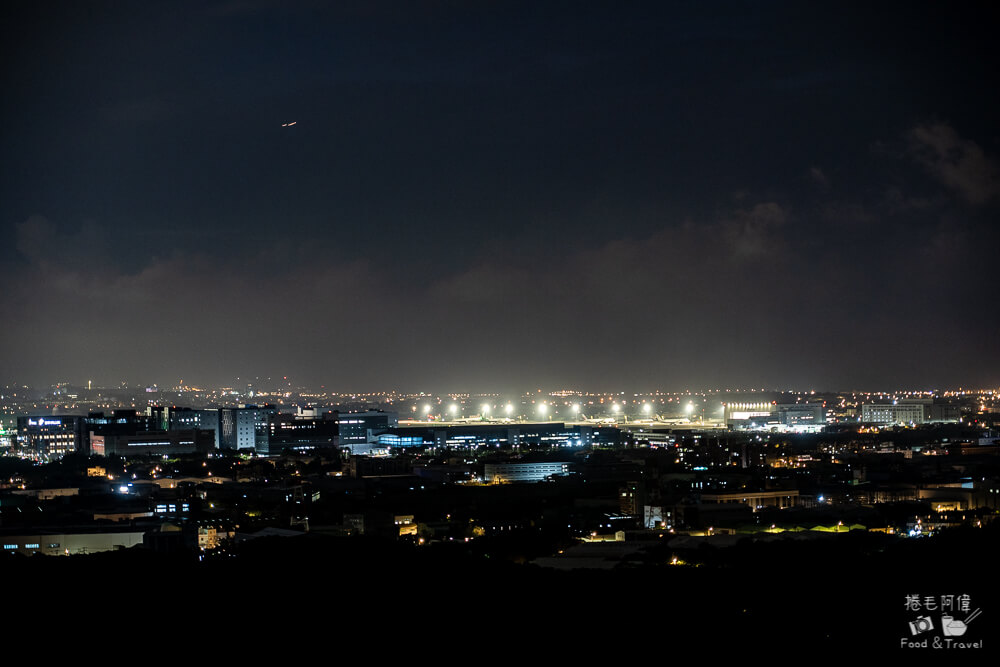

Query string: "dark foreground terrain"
[5, 523, 998, 656]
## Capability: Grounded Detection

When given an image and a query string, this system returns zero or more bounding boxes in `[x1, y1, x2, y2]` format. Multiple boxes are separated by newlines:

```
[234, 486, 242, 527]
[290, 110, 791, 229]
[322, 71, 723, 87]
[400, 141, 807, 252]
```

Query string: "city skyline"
[4, 3, 998, 643]
[4, 377, 1000, 399]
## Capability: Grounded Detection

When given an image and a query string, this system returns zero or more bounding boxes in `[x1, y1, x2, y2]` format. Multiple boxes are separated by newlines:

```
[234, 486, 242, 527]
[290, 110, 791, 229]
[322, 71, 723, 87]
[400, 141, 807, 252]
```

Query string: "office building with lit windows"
[220, 406, 276, 452]
[862, 401, 927, 425]
[483, 461, 572, 483]
[168, 408, 222, 448]
[16, 416, 86, 461]
[267, 412, 339, 454]
[338, 411, 398, 449]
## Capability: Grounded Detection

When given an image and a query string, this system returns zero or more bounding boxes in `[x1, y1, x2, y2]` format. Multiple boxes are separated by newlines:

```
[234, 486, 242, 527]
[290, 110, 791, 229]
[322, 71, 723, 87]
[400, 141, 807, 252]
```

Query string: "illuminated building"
[777, 403, 826, 429]
[723, 402, 826, 431]
[220, 406, 276, 452]
[377, 432, 425, 448]
[90, 429, 215, 456]
[642, 505, 672, 529]
[1, 527, 146, 556]
[483, 461, 571, 483]
[379, 423, 611, 449]
[861, 400, 960, 425]
[862, 401, 928, 425]
[723, 402, 775, 429]
[168, 408, 222, 448]
[338, 411, 398, 449]
[620, 480, 641, 515]
[267, 412, 339, 454]
[16, 416, 85, 460]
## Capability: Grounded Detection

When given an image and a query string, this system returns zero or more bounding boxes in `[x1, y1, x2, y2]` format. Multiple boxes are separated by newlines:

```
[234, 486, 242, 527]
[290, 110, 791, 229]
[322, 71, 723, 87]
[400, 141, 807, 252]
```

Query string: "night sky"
[2, 1, 998, 392]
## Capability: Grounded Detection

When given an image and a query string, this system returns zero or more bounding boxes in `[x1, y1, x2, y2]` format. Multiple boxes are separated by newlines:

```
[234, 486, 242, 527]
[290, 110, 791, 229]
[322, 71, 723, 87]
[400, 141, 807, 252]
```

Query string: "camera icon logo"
[908, 615, 934, 636]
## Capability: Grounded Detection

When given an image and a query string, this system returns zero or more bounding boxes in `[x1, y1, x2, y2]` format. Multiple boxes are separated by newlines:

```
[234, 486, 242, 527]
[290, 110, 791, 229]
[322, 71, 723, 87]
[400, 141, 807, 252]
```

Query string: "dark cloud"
[910, 123, 1000, 206]
[2, 3, 998, 391]
[3, 183, 998, 392]
[808, 166, 830, 189]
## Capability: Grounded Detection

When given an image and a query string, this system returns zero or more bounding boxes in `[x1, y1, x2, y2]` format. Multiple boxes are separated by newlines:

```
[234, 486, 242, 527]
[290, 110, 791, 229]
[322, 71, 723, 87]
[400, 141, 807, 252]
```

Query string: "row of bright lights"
[411, 402, 697, 416]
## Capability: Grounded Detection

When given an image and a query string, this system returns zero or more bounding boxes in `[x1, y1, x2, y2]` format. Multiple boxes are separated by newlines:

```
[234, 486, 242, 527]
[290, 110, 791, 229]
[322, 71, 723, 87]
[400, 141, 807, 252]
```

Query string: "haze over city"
[3, 1, 999, 393]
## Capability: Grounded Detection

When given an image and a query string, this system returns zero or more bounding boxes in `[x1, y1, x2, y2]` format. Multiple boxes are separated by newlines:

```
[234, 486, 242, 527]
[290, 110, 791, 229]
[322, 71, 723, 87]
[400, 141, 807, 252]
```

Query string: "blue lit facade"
[377, 433, 425, 448]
